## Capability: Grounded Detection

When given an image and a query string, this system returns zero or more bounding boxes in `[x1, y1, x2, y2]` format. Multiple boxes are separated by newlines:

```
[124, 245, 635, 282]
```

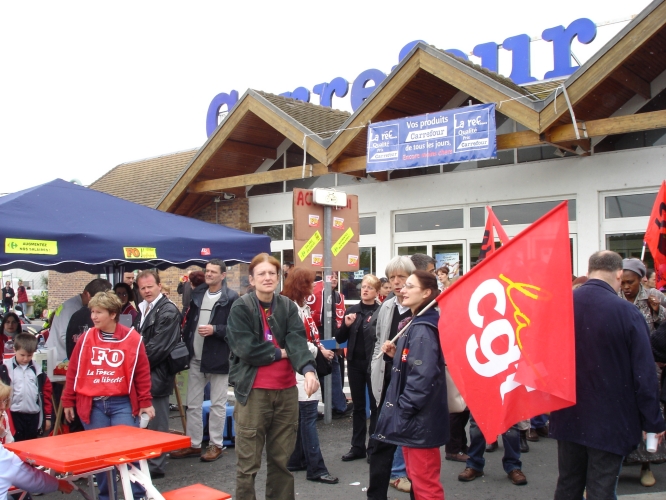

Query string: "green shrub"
[33, 291, 48, 319]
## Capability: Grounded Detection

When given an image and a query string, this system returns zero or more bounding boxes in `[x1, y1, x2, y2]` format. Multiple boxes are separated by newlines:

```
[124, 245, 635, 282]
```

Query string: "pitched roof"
[254, 91, 351, 139]
[90, 149, 197, 207]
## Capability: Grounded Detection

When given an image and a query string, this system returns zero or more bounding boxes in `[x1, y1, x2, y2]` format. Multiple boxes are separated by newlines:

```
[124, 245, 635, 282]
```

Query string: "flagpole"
[641, 241, 646, 261]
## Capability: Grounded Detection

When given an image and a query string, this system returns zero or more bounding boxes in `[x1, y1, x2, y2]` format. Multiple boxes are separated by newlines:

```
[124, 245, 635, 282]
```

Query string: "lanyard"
[259, 302, 274, 342]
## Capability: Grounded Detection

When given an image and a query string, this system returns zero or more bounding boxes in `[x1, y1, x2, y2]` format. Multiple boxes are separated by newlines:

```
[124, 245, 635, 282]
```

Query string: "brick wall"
[191, 197, 251, 294]
[47, 270, 96, 310]
[47, 197, 253, 311]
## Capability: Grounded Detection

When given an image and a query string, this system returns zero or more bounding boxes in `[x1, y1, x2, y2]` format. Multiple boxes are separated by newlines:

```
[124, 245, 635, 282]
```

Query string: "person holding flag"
[375, 270, 449, 500]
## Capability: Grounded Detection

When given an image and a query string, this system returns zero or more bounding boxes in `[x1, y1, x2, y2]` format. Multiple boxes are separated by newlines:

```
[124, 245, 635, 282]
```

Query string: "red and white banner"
[437, 202, 576, 439]
[477, 206, 509, 262]
[645, 181, 666, 290]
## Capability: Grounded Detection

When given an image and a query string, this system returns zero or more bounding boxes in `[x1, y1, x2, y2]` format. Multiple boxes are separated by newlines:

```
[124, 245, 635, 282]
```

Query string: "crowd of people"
[1, 248, 666, 500]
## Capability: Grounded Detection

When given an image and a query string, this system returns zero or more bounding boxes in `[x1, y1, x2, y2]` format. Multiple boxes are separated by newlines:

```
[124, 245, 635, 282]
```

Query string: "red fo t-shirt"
[252, 302, 296, 390]
[72, 327, 142, 397]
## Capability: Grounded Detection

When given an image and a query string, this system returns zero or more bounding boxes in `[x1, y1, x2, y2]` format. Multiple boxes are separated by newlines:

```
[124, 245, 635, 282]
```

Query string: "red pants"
[403, 446, 445, 500]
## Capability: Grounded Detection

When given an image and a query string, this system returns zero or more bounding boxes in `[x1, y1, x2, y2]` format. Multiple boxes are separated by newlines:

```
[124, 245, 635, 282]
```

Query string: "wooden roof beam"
[610, 66, 651, 100]
[189, 163, 330, 193]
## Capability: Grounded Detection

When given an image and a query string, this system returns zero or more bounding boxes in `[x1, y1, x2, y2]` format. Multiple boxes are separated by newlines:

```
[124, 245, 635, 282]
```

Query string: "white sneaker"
[389, 477, 412, 492]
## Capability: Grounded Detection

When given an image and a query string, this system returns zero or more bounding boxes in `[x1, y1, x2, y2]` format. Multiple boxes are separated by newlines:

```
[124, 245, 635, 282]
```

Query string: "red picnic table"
[6, 425, 191, 499]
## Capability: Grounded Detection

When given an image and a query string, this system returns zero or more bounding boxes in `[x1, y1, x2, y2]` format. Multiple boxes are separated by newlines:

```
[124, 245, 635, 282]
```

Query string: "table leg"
[174, 383, 187, 431]
[89, 474, 99, 500]
[116, 463, 133, 500]
[124, 462, 165, 500]
[52, 395, 64, 436]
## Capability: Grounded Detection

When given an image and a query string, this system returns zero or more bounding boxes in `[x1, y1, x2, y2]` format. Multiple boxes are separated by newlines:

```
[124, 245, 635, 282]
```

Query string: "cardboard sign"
[292, 188, 360, 271]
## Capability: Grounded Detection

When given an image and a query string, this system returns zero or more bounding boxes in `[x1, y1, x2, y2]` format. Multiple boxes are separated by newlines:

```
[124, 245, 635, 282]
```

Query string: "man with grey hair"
[410, 253, 436, 274]
[551, 250, 665, 497]
[367, 255, 416, 497]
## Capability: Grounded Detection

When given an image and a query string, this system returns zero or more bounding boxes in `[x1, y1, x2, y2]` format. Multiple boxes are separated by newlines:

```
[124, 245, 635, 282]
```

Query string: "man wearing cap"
[620, 258, 666, 333]
[550, 251, 665, 498]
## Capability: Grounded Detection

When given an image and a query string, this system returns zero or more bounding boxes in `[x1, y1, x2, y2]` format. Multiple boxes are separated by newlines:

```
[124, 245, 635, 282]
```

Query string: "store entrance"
[397, 241, 466, 276]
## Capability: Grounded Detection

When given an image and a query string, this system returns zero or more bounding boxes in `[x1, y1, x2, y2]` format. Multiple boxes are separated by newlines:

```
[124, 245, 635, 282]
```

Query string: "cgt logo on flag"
[438, 202, 576, 439]
[201, 248, 211, 256]
[466, 275, 541, 401]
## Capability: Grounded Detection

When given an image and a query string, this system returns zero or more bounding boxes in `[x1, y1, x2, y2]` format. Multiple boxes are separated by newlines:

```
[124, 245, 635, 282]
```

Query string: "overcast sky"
[0, 0, 653, 194]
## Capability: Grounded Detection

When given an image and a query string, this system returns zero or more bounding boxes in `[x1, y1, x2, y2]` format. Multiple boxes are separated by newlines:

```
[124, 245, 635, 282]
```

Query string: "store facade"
[82, 1, 666, 303]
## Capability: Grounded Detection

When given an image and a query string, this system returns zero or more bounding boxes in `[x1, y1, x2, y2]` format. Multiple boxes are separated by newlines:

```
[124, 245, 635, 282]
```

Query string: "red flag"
[644, 181, 666, 289]
[477, 207, 510, 262]
[437, 202, 575, 439]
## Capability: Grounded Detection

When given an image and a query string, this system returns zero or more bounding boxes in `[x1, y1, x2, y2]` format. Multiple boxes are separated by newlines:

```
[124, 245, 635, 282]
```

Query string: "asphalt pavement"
[38, 408, 666, 500]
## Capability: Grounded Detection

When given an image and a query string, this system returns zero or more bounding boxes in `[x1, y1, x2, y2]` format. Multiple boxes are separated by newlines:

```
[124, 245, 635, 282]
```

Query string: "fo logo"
[91, 347, 125, 368]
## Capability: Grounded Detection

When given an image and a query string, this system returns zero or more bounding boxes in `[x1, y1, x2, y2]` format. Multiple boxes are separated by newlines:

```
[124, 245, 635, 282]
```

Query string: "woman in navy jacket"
[375, 270, 448, 500]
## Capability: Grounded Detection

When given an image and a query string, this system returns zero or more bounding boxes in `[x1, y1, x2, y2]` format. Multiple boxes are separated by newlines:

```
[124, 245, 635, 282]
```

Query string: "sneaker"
[169, 446, 201, 459]
[508, 469, 527, 485]
[389, 477, 412, 492]
[332, 402, 354, 419]
[200, 445, 224, 462]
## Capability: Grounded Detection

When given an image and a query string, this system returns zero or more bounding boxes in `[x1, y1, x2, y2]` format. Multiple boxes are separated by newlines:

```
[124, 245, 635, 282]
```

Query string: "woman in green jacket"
[226, 253, 318, 500]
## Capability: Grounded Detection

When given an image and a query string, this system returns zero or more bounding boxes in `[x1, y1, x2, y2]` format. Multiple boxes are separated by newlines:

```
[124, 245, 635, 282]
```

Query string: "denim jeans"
[331, 355, 347, 412]
[82, 396, 145, 500]
[466, 414, 522, 474]
[530, 414, 548, 429]
[288, 400, 329, 480]
[391, 446, 407, 479]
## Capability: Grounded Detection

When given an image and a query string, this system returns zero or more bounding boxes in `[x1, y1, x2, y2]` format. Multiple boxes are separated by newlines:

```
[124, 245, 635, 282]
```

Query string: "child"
[2, 334, 52, 441]
[2, 444, 75, 497]
[0, 381, 14, 445]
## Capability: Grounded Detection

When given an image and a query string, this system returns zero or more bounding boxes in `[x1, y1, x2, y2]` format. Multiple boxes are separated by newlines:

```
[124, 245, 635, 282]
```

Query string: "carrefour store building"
[92, 0, 666, 303]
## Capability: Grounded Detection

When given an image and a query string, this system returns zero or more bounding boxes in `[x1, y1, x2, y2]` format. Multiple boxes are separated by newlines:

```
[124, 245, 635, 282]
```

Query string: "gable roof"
[90, 149, 197, 207]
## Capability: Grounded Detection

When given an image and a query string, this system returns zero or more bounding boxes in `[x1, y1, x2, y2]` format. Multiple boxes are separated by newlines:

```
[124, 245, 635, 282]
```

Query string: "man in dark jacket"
[550, 250, 666, 499]
[135, 270, 181, 479]
[170, 259, 238, 463]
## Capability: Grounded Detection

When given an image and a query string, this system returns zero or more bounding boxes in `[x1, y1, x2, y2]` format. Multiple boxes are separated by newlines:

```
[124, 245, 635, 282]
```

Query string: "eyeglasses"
[0, 398, 9, 406]
[402, 283, 422, 290]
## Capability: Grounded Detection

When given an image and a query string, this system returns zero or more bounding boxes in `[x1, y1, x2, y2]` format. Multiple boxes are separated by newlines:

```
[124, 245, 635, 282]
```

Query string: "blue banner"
[366, 103, 496, 172]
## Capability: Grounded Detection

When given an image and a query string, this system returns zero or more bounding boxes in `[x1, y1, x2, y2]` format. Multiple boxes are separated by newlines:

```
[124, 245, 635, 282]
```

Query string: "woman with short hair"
[62, 290, 154, 500]
[376, 270, 449, 500]
[226, 253, 319, 500]
[336, 274, 381, 462]
[113, 282, 138, 324]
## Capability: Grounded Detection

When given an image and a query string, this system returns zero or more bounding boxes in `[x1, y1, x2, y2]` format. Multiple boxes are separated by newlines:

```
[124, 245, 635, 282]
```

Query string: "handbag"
[167, 341, 190, 375]
[315, 347, 332, 378]
[445, 366, 466, 413]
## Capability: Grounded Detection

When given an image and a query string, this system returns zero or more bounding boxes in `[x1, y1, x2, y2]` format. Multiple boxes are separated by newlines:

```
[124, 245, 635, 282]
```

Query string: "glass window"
[470, 241, 503, 267]
[606, 233, 654, 269]
[492, 200, 576, 225]
[252, 225, 284, 241]
[470, 207, 485, 227]
[340, 247, 376, 302]
[398, 245, 427, 256]
[432, 244, 463, 276]
[285, 224, 293, 240]
[359, 217, 376, 235]
[605, 193, 657, 219]
[395, 209, 464, 232]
